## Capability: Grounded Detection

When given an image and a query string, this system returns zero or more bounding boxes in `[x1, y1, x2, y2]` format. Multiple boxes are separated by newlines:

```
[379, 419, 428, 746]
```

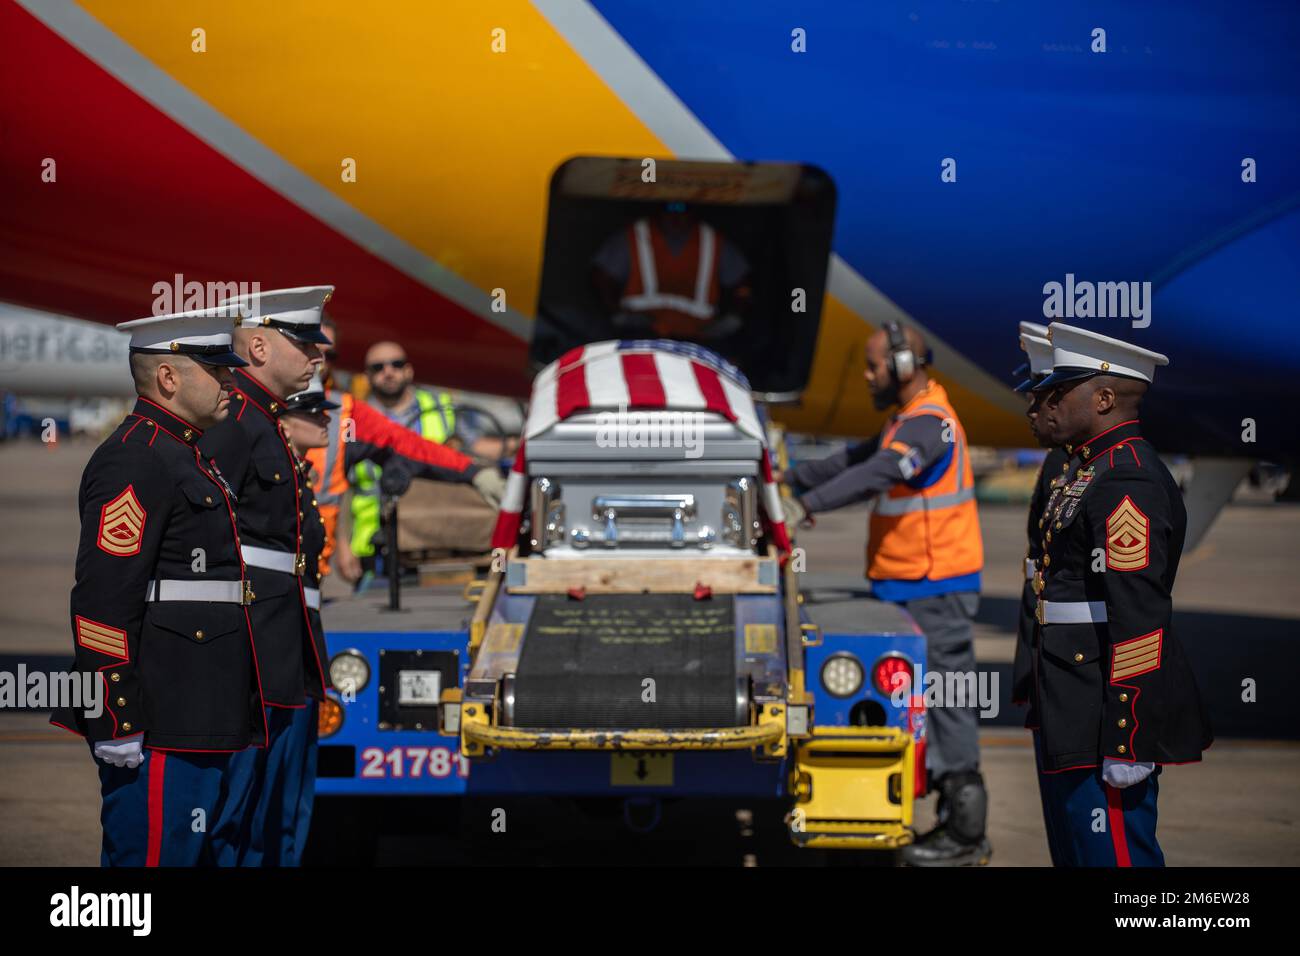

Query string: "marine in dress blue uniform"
[199, 287, 333, 866]
[1009, 322, 1069, 865]
[244, 375, 336, 865]
[51, 307, 267, 866]
[1028, 323, 1212, 867]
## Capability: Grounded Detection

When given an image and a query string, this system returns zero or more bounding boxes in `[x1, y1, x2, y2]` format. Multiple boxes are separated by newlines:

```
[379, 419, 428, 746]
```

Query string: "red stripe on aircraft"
[0, 2, 530, 395]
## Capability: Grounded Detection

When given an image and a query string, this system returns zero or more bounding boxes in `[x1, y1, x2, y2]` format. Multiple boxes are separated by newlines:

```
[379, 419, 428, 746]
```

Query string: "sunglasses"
[323, 349, 338, 362]
[367, 358, 408, 373]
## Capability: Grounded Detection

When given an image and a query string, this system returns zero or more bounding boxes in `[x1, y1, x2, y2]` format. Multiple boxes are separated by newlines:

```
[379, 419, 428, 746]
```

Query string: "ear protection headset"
[883, 319, 929, 383]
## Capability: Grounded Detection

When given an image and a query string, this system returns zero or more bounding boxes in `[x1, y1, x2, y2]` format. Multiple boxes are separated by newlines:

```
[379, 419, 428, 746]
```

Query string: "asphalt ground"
[1, 437, 1297, 865]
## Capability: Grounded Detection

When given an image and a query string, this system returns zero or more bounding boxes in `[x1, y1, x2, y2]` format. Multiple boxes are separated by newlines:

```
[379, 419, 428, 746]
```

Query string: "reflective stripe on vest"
[867, 382, 983, 582]
[316, 391, 347, 508]
[873, 485, 976, 515]
[619, 220, 720, 320]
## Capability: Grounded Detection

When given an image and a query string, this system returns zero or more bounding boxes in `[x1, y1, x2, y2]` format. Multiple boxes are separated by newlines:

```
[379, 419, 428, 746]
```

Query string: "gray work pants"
[901, 591, 981, 782]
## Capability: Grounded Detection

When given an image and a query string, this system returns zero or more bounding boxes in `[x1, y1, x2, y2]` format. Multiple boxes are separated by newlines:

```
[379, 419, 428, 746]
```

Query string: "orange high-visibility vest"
[305, 390, 352, 576]
[620, 219, 722, 338]
[867, 381, 983, 583]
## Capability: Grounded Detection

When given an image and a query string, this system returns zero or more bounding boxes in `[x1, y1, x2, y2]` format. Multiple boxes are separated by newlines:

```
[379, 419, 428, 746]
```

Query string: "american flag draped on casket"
[490, 340, 792, 555]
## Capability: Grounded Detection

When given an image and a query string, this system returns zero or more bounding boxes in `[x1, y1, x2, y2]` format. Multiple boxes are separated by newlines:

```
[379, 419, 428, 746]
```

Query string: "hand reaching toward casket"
[472, 467, 507, 508]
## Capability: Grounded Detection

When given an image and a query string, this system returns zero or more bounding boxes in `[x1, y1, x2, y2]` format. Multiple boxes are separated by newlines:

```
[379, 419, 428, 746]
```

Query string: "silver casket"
[525, 409, 765, 558]
[517, 340, 774, 561]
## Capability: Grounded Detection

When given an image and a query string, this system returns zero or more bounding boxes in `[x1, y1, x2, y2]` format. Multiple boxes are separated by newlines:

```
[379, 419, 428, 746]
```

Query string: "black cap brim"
[278, 326, 332, 345]
[192, 350, 249, 368]
[1011, 361, 1030, 381]
[1030, 367, 1099, 392]
[284, 396, 340, 414]
[1013, 375, 1043, 393]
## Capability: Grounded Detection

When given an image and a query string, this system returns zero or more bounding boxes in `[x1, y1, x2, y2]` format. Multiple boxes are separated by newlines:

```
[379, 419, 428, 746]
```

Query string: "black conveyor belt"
[513, 593, 740, 729]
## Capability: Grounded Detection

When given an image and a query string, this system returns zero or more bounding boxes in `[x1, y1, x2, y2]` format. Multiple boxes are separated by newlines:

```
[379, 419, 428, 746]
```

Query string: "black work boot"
[901, 771, 992, 867]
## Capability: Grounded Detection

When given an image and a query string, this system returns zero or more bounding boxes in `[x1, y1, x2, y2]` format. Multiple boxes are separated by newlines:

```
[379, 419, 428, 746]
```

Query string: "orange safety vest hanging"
[619, 218, 722, 338]
[867, 381, 983, 587]
[304, 390, 352, 575]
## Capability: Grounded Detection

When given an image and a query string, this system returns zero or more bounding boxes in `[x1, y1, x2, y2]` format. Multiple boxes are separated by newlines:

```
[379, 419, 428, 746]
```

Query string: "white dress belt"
[146, 579, 249, 604]
[303, 587, 321, 610]
[241, 544, 301, 575]
[1039, 600, 1108, 625]
[1025, 558, 1036, 581]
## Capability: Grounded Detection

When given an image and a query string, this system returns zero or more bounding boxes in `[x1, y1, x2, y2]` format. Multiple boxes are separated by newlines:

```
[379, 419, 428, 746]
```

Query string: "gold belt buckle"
[241, 579, 256, 605]
[1034, 599, 1045, 626]
[293, 552, 306, 576]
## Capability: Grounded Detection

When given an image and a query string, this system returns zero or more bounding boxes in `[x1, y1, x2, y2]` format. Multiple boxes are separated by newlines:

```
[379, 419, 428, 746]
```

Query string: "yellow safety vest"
[349, 389, 455, 557]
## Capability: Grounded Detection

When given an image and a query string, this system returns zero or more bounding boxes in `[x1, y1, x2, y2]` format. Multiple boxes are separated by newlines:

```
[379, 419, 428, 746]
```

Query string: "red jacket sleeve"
[348, 400, 479, 481]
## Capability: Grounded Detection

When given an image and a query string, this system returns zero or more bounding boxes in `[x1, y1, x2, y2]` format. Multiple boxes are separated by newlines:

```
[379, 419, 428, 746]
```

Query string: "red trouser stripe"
[1105, 782, 1132, 867]
[146, 751, 167, 867]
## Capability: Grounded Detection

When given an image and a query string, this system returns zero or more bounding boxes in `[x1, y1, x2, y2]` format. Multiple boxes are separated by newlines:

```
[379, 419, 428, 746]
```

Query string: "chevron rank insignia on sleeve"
[1106, 495, 1149, 571]
[97, 485, 146, 557]
[1111, 629, 1162, 681]
[76, 616, 129, 660]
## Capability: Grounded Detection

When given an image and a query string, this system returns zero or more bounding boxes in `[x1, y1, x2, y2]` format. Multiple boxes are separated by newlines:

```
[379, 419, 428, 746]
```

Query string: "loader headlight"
[821, 654, 864, 698]
[329, 650, 370, 696]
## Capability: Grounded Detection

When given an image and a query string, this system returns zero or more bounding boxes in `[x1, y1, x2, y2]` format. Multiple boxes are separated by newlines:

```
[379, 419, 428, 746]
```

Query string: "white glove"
[781, 495, 808, 528]
[471, 467, 507, 508]
[1102, 757, 1154, 789]
[94, 733, 145, 769]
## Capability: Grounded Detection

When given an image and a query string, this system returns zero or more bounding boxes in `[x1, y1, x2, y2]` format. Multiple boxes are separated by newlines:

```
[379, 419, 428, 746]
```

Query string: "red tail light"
[872, 654, 913, 696]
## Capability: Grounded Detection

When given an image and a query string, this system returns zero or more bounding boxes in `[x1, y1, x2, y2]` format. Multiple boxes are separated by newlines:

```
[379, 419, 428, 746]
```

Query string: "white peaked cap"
[1021, 334, 1054, 377]
[117, 305, 247, 366]
[222, 285, 334, 343]
[1033, 322, 1169, 391]
[1013, 322, 1053, 390]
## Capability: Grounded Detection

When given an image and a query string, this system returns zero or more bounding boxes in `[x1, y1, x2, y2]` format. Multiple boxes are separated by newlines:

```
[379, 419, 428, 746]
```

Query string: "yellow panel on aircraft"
[82, 0, 669, 316]
[774, 295, 1028, 445]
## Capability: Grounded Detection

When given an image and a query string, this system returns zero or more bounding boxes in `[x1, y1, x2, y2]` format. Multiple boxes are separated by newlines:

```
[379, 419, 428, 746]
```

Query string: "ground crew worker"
[307, 329, 504, 583]
[590, 202, 752, 342]
[350, 341, 456, 576]
[1010, 321, 1070, 865]
[50, 306, 266, 866]
[1029, 322, 1212, 866]
[199, 286, 332, 867]
[308, 315, 358, 579]
[781, 321, 990, 866]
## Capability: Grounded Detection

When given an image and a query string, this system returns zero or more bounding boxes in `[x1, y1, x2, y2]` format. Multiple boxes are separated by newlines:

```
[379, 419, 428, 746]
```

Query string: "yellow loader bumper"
[788, 726, 915, 850]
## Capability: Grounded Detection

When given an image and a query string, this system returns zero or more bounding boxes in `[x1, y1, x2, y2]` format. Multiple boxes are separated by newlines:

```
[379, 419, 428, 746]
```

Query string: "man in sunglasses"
[302, 331, 504, 585]
[350, 342, 460, 575]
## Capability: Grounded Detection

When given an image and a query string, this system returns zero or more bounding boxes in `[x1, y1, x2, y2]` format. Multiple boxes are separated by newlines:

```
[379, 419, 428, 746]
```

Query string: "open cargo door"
[531, 157, 837, 400]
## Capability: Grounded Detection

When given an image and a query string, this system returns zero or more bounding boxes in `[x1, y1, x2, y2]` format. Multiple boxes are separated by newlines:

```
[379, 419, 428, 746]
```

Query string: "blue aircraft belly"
[592, 0, 1300, 457]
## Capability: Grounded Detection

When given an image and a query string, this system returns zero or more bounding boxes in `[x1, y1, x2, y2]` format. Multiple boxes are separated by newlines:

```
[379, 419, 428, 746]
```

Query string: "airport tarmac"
[1, 437, 1298, 866]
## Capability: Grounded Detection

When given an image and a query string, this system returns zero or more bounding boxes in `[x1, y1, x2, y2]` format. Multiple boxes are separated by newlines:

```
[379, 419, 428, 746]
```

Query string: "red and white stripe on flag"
[492, 341, 789, 555]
